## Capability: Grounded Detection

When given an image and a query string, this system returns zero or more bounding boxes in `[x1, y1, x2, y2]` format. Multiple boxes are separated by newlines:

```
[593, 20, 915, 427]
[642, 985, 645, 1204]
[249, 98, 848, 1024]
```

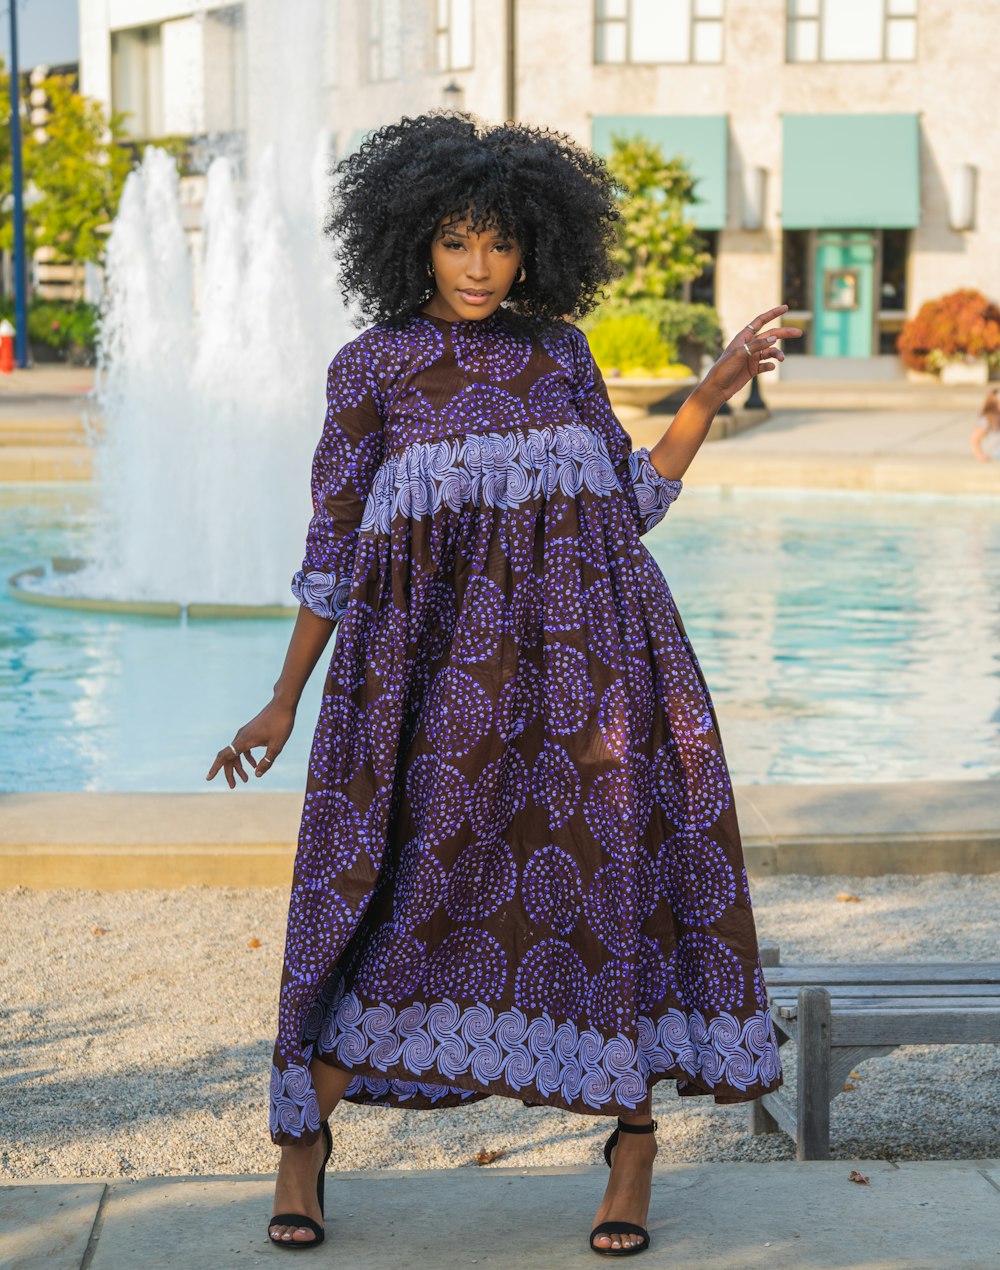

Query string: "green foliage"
[585, 296, 723, 361]
[585, 313, 681, 374]
[0, 297, 99, 352]
[604, 134, 712, 301]
[0, 63, 136, 264]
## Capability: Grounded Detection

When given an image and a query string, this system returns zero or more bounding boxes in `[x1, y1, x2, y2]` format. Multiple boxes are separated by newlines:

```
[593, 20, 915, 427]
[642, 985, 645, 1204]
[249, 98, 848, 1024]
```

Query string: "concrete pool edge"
[1, 780, 998, 888]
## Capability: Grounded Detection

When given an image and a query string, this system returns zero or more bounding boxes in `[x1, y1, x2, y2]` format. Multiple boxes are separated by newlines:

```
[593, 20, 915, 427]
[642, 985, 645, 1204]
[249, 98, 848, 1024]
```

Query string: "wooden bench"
[748, 948, 1000, 1159]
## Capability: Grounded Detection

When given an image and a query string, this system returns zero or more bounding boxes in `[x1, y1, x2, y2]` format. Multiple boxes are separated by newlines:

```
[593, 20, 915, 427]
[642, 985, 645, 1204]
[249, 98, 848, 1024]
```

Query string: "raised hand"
[704, 305, 803, 406]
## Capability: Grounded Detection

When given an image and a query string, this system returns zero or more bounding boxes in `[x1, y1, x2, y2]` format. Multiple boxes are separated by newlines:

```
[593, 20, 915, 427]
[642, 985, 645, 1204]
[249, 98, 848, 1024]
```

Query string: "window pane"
[693, 20, 723, 62]
[782, 230, 810, 313]
[382, 0, 401, 78]
[632, 0, 690, 62]
[437, 0, 449, 26]
[145, 29, 163, 136]
[789, 0, 819, 16]
[110, 31, 142, 136]
[886, 17, 916, 60]
[597, 0, 628, 17]
[822, 0, 883, 60]
[450, 0, 473, 68]
[437, 30, 449, 71]
[887, 0, 916, 14]
[694, 0, 723, 16]
[596, 20, 627, 61]
[880, 229, 908, 310]
[787, 19, 819, 61]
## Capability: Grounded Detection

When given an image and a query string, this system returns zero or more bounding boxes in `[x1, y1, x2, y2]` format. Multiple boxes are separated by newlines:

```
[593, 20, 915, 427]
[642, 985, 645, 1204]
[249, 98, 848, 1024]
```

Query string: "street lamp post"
[8, 0, 30, 368]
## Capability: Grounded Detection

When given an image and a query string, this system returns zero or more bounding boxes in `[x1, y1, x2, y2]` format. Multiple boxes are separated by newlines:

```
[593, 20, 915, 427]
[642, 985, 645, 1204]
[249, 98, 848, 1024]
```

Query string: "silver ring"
[742, 342, 753, 359]
[260, 756, 272, 766]
[227, 743, 238, 756]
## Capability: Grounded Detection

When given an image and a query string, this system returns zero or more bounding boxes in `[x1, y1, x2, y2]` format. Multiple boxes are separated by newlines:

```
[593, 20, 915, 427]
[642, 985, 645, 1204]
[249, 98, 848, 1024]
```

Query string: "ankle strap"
[617, 1117, 658, 1133]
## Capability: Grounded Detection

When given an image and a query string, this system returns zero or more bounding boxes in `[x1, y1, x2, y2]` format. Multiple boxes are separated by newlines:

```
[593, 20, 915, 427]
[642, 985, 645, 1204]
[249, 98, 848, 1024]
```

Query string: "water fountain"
[9, 0, 352, 618]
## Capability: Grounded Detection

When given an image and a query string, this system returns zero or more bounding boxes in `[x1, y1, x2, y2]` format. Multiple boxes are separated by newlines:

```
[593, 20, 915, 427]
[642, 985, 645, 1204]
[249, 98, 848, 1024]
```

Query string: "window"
[369, 0, 402, 81]
[436, 0, 473, 71]
[787, 0, 917, 64]
[203, 5, 247, 134]
[688, 231, 718, 306]
[879, 229, 908, 311]
[595, 0, 724, 65]
[110, 24, 164, 139]
[781, 230, 811, 353]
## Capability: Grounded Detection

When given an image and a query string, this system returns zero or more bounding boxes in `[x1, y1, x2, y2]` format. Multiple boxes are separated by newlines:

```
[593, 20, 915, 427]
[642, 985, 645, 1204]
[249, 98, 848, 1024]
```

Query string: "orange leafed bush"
[897, 288, 1000, 371]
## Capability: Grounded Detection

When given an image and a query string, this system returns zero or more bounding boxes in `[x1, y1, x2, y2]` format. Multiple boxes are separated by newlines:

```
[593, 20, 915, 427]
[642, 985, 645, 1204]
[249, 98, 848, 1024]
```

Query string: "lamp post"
[442, 79, 464, 111]
[8, 0, 29, 368]
[745, 374, 767, 410]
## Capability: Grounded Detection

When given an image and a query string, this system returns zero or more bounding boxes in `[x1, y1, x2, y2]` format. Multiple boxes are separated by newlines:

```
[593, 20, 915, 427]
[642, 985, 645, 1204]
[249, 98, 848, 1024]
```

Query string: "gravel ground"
[1, 874, 997, 1180]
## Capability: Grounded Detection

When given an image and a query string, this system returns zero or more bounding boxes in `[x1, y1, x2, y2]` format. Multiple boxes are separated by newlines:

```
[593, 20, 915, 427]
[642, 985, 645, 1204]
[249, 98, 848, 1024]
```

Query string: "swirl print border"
[269, 985, 782, 1137]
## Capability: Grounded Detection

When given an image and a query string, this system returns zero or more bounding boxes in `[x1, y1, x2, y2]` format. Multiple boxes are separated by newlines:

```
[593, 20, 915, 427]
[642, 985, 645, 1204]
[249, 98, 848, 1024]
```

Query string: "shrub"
[897, 288, 1000, 373]
[584, 297, 722, 371]
[0, 299, 99, 361]
[586, 313, 679, 375]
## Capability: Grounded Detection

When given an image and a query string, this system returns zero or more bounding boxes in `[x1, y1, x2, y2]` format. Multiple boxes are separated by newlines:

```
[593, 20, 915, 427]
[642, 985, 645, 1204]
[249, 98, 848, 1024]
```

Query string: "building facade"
[78, 1, 999, 377]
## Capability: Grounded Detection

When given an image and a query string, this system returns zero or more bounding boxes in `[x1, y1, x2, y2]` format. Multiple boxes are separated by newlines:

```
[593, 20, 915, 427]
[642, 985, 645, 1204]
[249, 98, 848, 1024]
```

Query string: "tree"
[0, 63, 135, 265]
[604, 134, 712, 301]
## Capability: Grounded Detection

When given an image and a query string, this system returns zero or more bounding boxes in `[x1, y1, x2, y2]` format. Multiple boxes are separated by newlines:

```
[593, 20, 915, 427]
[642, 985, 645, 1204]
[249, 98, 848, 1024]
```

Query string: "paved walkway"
[3, 1160, 997, 1268]
[0, 364, 99, 480]
[2, 366, 999, 490]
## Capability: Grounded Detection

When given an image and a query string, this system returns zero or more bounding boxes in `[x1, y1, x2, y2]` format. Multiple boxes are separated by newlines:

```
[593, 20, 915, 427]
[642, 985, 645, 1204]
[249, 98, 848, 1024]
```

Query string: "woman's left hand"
[703, 305, 803, 406]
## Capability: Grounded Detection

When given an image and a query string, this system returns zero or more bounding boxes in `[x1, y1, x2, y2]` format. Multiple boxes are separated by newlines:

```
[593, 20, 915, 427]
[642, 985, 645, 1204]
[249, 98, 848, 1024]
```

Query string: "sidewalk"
[3, 1160, 997, 1269]
[629, 380, 1000, 495]
[0, 364, 98, 480]
[3, 366, 1000, 491]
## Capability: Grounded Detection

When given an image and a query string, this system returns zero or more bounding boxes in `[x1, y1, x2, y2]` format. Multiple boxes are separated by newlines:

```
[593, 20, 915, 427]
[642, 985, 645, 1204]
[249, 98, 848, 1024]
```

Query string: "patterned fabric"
[271, 308, 783, 1144]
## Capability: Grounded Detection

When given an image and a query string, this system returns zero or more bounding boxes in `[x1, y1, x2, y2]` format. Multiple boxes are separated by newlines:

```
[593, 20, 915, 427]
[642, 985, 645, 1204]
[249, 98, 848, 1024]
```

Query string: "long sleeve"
[291, 335, 386, 622]
[567, 323, 682, 537]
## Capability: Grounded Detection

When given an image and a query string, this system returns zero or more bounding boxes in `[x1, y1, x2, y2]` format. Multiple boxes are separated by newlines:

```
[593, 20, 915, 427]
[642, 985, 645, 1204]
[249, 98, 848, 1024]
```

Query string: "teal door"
[813, 233, 875, 357]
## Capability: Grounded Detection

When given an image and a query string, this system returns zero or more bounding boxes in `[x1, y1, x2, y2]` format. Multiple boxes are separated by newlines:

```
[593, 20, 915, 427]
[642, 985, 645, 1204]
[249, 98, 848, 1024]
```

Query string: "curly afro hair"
[323, 111, 623, 336]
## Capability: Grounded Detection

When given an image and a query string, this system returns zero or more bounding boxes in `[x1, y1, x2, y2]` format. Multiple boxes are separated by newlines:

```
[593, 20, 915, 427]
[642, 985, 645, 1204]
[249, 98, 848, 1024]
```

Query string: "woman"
[971, 388, 1000, 461]
[207, 111, 798, 1256]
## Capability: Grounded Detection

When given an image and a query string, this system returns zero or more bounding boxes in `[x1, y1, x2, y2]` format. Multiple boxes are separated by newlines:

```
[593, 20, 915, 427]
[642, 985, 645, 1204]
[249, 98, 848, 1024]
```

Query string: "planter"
[605, 376, 697, 409]
[940, 358, 989, 385]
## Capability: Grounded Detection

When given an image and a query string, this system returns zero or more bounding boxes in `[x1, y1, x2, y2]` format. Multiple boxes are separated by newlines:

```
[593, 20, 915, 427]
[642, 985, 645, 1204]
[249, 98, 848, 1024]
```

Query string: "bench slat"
[764, 963, 1000, 986]
[831, 1011, 1000, 1045]
[771, 996, 1000, 1013]
[768, 983, 1000, 1000]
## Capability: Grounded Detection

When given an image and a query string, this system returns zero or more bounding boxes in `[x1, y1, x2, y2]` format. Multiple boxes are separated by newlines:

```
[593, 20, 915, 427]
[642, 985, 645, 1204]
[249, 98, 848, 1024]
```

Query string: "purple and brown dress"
[269, 306, 783, 1145]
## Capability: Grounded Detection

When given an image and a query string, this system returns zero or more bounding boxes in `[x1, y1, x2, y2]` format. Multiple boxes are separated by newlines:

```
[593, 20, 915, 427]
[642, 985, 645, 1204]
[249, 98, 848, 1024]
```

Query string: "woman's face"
[423, 212, 523, 322]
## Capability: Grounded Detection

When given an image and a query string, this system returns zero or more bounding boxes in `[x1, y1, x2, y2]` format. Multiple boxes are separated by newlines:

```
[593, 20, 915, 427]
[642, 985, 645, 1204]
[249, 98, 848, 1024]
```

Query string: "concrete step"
[1, 781, 997, 888]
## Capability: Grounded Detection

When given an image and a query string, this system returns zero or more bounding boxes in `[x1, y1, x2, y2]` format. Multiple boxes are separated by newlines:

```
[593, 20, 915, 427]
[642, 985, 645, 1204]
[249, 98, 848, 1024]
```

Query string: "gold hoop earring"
[516, 266, 527, 283]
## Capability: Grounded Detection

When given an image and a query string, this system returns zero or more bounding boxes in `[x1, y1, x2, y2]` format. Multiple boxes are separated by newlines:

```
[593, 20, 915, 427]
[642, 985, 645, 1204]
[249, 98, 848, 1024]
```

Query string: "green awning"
[591, 115, 728, 230]
[782, 113, 920, 229]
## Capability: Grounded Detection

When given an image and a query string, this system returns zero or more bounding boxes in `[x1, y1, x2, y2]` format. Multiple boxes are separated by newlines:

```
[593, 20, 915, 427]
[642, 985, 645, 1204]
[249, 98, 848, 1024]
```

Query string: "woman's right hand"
[205, 698, 296, 788]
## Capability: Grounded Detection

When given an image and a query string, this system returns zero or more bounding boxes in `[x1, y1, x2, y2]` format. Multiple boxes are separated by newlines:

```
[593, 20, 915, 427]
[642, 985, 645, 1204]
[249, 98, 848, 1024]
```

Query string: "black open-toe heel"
[589, 1117, 658, 1257]
[268, 1118, 334, 1250]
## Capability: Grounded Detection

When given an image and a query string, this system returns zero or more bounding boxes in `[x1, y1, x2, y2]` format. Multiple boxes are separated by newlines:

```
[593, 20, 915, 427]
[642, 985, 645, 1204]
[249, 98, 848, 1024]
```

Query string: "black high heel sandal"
[589, 1116, 658, 1258]
[268, 1119, 334, 1250]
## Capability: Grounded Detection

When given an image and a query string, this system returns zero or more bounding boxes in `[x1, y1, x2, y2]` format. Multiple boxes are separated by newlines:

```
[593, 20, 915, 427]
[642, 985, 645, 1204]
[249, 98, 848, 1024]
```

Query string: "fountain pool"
[4, 483, 999, 792]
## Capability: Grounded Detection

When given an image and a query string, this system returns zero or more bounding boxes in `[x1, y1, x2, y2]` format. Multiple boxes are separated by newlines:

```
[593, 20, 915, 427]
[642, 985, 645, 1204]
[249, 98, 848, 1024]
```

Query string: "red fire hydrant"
[0, 319, 14, 374]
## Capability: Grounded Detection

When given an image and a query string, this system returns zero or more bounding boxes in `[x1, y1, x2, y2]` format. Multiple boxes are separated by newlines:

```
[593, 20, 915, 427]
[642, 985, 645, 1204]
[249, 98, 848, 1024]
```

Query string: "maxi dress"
[269, 306, 784, 1146]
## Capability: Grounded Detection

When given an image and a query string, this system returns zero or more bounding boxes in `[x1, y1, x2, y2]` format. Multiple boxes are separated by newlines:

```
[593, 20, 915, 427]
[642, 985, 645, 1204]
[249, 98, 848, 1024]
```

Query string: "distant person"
[205, 111, 801, 1255]
[971, 388, 1000, 461]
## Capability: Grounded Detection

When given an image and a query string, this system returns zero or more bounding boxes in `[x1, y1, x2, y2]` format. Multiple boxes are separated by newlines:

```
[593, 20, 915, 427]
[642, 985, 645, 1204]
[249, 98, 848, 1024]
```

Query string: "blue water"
[2, 483, 999, 792]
